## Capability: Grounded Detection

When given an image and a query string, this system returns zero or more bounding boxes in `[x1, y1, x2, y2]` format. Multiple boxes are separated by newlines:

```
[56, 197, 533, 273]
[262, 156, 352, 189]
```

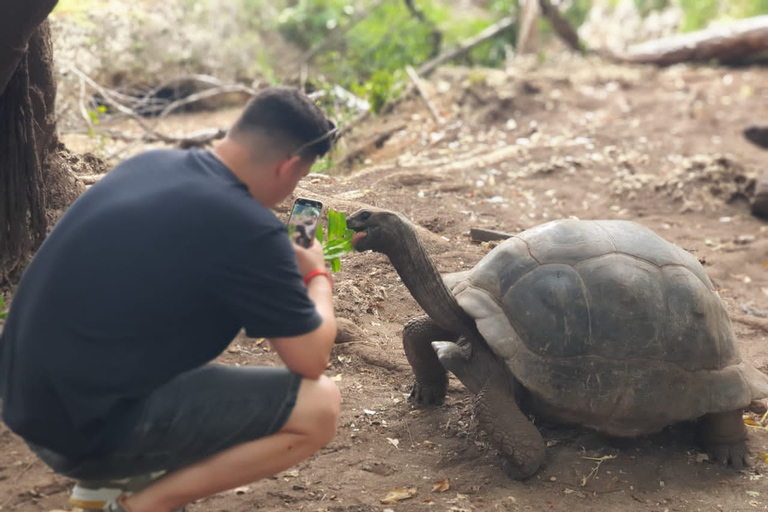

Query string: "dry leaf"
[758, 452, 768, 463]
[744, 417, 760, 427]
[233, 486, 250, 494]
[432, 479, 451, 492]
[380, 487, 417, 504]
[330, 373, 342, 382]
[387, 437, 400, 449]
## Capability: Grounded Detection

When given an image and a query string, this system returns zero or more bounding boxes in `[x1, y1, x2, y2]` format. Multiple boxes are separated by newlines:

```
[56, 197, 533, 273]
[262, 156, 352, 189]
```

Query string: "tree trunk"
[0, 2, 86, 287]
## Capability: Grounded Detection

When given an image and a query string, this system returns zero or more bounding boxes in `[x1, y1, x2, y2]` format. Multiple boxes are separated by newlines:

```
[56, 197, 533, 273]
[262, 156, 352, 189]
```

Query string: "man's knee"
[286, 375, 340, 446]
[311, 375, 341, 446]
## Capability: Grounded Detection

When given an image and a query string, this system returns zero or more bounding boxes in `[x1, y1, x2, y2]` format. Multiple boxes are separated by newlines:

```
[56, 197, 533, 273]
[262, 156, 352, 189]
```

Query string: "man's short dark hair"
[231, 86, 333, 160]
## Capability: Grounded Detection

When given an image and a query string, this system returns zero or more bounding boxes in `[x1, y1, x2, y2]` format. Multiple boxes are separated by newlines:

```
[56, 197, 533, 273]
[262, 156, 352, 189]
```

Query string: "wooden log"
[469, 227, 514, 242]
[603, 15, 768, 66]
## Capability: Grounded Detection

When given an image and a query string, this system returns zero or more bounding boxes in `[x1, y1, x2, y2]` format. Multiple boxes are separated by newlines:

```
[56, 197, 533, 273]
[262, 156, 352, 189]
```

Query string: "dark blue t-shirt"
[0, 149, 321, 461]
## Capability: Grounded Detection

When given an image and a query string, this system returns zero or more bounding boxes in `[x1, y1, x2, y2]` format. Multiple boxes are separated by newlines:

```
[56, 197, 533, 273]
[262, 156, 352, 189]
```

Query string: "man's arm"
[269, 270, 336, 379]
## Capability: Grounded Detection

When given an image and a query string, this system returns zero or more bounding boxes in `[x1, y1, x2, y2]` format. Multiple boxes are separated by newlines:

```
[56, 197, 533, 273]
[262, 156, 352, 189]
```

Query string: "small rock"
[748, 400, 768, 415]
[751, 174, 768, 219]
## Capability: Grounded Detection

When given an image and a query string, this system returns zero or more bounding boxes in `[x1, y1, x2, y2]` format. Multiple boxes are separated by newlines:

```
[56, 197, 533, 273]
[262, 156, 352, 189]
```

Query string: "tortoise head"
[347, 207, 412, 254]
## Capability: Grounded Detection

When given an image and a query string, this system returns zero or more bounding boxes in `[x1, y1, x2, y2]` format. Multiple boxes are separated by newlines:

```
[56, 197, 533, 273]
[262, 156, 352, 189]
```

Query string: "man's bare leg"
[120, 375, 340, 512]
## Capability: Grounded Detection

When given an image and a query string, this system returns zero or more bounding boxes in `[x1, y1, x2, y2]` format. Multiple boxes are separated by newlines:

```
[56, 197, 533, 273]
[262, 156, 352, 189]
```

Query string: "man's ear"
[275, 155, 302, 178]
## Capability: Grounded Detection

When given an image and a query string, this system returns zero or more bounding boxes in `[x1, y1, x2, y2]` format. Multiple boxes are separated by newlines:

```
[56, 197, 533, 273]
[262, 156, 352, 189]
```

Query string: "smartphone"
[287, 197, 323, 248]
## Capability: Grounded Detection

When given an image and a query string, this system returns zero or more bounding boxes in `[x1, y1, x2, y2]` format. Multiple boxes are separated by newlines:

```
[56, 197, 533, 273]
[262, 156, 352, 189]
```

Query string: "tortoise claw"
[410, 381, 446, 406]
[707, 442, 751, 470]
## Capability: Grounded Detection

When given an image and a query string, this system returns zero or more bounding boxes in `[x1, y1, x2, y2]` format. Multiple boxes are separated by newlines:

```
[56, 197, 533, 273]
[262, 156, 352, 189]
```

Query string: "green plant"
[726, 0, 768, 18]
[679, 0, 719, 31]
[318, 209, 355, 272]
[0, 294, 8, 321]
[633, 0, 670, 18]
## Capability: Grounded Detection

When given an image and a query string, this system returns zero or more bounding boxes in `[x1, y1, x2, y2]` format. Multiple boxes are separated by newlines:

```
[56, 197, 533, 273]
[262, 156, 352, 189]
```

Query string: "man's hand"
[292, 239, 326, 277]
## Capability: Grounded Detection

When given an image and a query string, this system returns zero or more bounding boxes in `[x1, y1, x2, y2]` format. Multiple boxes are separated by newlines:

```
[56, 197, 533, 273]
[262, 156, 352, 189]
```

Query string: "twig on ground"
[580, 455, 617, 487]
[405, 66, 443, 124]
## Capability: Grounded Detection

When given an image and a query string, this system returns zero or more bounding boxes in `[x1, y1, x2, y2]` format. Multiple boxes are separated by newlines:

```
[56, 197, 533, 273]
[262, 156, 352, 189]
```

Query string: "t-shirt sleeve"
[211, 227, 322, 339]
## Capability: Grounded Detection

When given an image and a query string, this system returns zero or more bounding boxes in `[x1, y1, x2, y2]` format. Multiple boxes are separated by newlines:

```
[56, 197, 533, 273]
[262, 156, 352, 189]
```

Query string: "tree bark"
[0, 1, 86, 286]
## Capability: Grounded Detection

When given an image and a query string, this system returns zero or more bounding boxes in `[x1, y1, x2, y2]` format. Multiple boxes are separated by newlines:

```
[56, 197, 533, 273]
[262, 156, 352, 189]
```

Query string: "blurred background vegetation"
[49, 0, 768, 122]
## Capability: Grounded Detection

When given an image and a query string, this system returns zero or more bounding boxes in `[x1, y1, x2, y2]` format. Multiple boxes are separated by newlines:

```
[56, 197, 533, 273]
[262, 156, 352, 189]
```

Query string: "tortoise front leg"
[698, 410, 750, 469]
[403, 315, 458, 405]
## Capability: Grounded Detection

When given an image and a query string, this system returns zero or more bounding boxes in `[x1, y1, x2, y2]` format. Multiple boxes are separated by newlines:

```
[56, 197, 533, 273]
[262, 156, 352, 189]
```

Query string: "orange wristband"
[303, 269, 333, 290]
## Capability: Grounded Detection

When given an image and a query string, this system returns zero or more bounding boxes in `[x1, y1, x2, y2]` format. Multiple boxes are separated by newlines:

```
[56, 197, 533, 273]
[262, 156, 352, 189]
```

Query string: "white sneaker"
[69, 472, 166, 510]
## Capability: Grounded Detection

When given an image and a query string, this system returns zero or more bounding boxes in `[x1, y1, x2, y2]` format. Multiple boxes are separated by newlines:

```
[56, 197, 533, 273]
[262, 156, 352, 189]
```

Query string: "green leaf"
[320, 209, 356, 272]
[0, 294, 6, 321]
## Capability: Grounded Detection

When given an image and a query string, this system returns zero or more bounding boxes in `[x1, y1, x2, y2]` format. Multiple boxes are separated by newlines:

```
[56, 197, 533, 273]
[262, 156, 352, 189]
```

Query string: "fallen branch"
[539, 0, 582, 52]
[68, 67, 247, 158]
[405, 66, 443, 124]
[732, 314, 768, 333]
[418, 15, 515, 77]
[601, 15, 768, 66]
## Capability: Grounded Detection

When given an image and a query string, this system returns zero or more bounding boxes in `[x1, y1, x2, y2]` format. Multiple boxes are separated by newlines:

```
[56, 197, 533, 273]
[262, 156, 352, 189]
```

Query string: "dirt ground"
[2, 54, 768, 512]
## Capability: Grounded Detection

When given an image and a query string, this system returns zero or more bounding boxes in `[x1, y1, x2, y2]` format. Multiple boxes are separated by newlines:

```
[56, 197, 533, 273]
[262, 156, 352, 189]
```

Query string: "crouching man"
[0, 86, 340, 512]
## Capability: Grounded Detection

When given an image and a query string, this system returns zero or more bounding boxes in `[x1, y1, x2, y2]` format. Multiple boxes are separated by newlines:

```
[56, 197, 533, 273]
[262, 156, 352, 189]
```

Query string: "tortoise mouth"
[351, 231, 368, 249]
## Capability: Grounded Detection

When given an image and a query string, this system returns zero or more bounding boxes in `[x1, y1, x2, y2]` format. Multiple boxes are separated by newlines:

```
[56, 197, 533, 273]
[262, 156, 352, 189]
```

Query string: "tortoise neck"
[383, 220, 476, 336]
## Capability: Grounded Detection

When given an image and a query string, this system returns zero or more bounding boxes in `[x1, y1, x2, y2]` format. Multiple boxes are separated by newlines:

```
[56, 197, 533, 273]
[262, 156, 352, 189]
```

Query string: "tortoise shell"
[450, 220, 768, 436]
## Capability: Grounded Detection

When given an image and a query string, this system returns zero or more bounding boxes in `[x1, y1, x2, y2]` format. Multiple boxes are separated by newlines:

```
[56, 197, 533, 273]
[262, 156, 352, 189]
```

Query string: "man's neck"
[211, 140, 271, 205]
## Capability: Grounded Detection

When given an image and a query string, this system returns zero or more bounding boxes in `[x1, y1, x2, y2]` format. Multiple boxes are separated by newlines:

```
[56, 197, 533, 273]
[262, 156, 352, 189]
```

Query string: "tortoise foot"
[410, 380, 447, 406]
[699, 410, 750, 469]
[707, 440, 751, 469]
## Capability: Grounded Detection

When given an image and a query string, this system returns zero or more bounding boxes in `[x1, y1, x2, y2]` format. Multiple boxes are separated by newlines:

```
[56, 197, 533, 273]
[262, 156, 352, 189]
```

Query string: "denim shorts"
[29, 364, 302, 480]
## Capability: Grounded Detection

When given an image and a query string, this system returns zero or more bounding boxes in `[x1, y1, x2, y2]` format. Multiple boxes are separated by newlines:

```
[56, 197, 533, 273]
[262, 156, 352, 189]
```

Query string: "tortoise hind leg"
[403, 315, 458, 405]
[698, 410, 750, 469]
[432, 336, 546, 478]
[474, 373, 546, 479]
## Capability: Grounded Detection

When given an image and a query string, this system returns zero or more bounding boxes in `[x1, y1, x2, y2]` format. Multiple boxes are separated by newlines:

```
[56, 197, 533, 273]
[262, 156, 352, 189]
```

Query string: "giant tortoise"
[347, 207, 768, 479]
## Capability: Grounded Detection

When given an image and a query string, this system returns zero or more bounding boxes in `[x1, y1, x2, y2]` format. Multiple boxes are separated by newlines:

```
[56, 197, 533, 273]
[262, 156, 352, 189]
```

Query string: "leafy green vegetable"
[318, 209, 355, 272]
